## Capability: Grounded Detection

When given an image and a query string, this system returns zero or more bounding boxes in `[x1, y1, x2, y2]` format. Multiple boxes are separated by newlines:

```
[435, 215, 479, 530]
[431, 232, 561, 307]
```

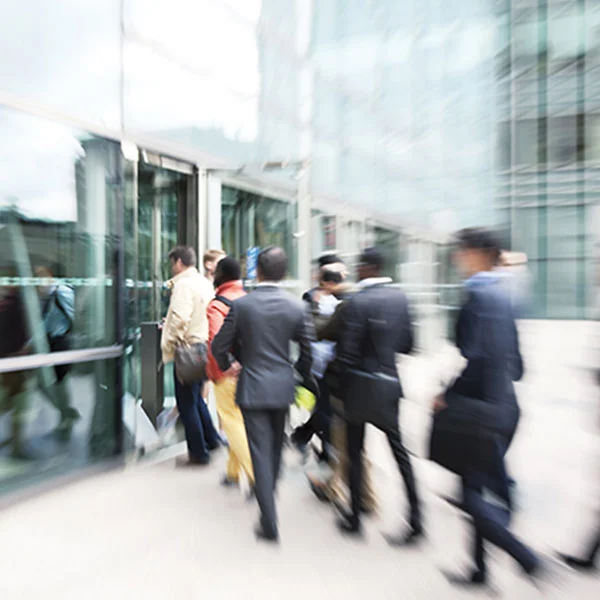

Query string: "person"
[0, 271, 29, 458]
[161, 245, 220, 466]
[306, 279, 378, 516]
[206, 256, 254, 490]
[212, 246, 316, 542]
[292, 255, 347, 462]
[434, 228, 543, 588]
[204, 249, 226, 284]
[34, 264, 80, 440]
[336, 247, 422, 541]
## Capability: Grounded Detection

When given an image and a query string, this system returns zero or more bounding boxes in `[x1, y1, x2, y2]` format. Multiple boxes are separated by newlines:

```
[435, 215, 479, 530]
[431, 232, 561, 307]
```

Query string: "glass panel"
[513, 208, 540, 260]
[221, 186, 297, 279]
[0, 108, 120, 358]
[0, 358, 118, 493]
[547, 206, 582, 259]
[0, 0, 120, 128]
[546, 259, 579, 319]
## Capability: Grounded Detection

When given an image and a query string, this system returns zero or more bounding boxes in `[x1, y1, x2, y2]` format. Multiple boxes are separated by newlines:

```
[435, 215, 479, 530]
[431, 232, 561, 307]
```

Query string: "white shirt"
[356, 277, 393, 289]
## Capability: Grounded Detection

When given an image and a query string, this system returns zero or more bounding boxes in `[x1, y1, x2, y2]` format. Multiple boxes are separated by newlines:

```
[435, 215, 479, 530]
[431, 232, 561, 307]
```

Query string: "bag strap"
[51, 288, 74, 335]
[214, 295, 233, 308]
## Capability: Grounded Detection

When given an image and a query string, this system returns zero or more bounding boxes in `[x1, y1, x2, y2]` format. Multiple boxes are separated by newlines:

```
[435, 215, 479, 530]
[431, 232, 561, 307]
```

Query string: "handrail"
[0, 345, 124, 374]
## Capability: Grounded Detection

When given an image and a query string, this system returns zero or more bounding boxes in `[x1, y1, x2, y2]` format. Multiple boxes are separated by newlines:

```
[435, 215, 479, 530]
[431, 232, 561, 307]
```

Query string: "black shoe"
[442, 569, 487, 588]
[308, 478, 331, 504]
[556, 553, 596, 572]
[246, 486, 256, 502]
[254, 523, 278, 544]
[220, 475, 239, 488]
[383, 527, 424, 548]
[176, 455, 210, 467]
[337, 513, 362, 536]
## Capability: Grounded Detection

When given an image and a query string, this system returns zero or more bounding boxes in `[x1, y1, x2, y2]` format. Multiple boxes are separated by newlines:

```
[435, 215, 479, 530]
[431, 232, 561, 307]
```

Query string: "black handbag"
[429, 391, 516, 476]
[174, 342, 208, 385]
[343, 367, 400, 430]
[341, 313, 401, 431]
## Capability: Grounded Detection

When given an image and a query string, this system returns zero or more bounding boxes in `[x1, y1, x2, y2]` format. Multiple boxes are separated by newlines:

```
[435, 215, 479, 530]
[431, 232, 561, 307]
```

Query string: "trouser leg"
[346, 421, 366, 525]
[243, 409, 279, 538]
[174, 371, 208, 460]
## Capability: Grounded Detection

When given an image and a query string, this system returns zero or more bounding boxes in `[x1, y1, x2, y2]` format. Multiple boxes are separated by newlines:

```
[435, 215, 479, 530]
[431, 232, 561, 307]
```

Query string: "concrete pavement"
[1, 322, 599, 599]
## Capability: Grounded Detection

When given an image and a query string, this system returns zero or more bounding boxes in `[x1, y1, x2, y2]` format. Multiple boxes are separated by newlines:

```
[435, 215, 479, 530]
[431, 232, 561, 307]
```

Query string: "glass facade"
[1, 0, 598, 495]
[496, 0, 598, 318]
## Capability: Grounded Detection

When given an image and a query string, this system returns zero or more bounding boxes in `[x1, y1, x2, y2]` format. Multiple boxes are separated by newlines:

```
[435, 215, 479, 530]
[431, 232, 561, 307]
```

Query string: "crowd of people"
[159, 230, 598, 590]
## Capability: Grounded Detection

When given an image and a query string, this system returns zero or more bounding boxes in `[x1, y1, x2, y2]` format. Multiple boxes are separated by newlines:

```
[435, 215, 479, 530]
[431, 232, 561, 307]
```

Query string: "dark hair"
[359, 247, 386, 271]
[257, 246, 288, 282]
[320, 269, 343, 284]
[168, 245, 197, 268]
[214, 255, 241, 284]
[454, 228, 501, 264]
[317, 253, 342, 268]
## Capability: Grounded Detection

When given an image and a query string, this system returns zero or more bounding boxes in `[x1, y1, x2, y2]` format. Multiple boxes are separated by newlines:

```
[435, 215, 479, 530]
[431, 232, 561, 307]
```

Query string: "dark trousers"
[242, 408, 287, 538]
[294, 378, 331, 453]
[174, 372, 219, 461]
[347, 418, 421, 529]
[462, 443, 538, 576]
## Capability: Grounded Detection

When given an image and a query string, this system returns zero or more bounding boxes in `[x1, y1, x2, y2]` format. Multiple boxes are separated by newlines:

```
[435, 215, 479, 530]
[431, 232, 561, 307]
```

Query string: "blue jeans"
[462, 441, 538, 576]
[174, 372, 219, 461]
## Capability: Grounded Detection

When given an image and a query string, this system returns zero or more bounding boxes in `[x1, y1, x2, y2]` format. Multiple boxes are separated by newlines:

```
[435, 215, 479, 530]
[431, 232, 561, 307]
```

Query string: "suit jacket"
[448, 276, 523, 439]
[211, 285, 316, 410]
[337, 283, 413, 397]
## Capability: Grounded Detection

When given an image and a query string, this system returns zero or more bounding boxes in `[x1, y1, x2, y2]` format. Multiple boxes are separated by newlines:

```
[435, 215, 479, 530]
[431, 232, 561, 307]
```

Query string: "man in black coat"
[336, 247, 422, 540]
[212, 246, 316, 542]
[434, 228, 543, 588]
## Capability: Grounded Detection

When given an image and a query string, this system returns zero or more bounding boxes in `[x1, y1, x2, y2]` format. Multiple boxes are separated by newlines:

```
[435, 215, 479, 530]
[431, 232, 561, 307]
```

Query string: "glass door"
[123, 149, 196, 454]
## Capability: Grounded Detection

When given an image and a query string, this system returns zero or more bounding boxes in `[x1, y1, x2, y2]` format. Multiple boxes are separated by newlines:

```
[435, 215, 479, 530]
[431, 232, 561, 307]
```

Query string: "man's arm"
[211, 304, 239, 372]
[396, 296, 414, 355]
[338, 296, 365, 369]
[293, 304, 317, 394]
[316, 301, 345, 342]
[161, 283, 194, 359]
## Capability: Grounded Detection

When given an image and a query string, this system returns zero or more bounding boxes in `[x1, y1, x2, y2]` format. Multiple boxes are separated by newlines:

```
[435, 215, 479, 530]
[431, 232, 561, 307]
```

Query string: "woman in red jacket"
[206, 256, 254, 489]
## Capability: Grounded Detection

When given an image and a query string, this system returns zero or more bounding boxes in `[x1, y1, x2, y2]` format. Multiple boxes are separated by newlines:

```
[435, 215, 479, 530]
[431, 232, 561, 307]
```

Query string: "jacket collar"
[166, 266, 199, 289]
[215, 279, 244, 296]
[357, 277, 392, 289]
[465, 271, 502, 290]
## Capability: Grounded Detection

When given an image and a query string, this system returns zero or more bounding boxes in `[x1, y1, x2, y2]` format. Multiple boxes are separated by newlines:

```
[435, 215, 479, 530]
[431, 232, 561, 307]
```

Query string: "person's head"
[257, 246, 288, 283]
[357, 247, 386, 281]
[34, 264, 56, 296]
[213, 256, 241, 289]
[317, 253, 341, 269]
[203, 249, 226, 281]
[319, 263, 346, 294]
[168, 245, 197, 277]
[453, 228, 501, 278]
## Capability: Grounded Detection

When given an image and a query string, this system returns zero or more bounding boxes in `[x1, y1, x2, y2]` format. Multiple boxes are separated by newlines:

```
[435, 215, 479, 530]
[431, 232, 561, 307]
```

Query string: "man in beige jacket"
[161, 245, 220, 466]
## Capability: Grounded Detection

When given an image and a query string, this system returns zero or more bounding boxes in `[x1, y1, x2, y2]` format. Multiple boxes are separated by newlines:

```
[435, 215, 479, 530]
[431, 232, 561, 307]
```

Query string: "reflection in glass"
[0, 359, 117, 491]
[221, 185, 297, 278]
[0, 109, 120, 354]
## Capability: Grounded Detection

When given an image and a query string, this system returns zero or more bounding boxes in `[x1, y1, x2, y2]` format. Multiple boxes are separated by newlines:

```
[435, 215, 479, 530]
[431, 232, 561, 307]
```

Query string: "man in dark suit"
[212, 246, 316, 542]
[337, 247, 422, 541]
[434, 228, 543, 588]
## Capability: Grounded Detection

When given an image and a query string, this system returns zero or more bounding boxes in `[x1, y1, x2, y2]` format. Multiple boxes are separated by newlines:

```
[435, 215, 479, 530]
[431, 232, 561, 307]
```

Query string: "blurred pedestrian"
[0, 269, 29, 458]
[306, 282, 378, 516]
[206, 256, 254, 491]
[161, 246, 220, 466]
[292, 257, 348, 462]
[336, 247, 422, 541]
[212, 247, 316, 542]
[431, 228, 545, 588]
[34, 264, 80, 441]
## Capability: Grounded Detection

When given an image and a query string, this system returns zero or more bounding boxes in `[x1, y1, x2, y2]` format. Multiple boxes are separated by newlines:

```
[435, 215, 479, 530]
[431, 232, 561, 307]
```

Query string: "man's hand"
[223, 361, 242, 379]
[432, 394, 448, 414]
